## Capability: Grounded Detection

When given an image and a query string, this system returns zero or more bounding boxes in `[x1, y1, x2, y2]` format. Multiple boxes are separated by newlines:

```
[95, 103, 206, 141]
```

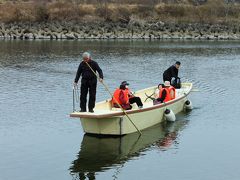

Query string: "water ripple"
[1, 40, 240, 180]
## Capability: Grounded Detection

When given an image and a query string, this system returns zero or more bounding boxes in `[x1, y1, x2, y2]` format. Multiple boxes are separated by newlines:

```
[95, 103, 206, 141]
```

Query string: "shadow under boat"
[69, 114, 190, 179]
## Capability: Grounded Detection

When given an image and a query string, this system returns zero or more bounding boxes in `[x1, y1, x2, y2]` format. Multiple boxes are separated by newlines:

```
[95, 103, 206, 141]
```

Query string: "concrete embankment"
[1, 21, 240, 40]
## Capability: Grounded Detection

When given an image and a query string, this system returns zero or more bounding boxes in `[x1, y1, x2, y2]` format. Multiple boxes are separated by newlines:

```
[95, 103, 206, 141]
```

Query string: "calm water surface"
[1, 40, 240, 180]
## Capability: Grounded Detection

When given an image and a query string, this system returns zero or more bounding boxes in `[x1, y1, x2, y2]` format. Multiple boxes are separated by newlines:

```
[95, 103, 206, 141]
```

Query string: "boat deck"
[70, 87, 190, 119]
[70, 101, 153, 118]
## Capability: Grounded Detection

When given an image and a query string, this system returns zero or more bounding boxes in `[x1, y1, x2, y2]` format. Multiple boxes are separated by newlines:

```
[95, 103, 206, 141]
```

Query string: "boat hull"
[80, 96, 188, 135]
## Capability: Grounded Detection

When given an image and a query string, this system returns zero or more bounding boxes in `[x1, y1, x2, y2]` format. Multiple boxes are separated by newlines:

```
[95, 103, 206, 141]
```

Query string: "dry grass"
[155, 0, 240, 24]
[0, 0, 240, 25]
[0, 2, 35, 22]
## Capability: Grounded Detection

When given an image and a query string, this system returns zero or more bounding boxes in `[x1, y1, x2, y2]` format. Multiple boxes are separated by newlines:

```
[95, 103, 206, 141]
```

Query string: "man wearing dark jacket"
[74, 52, 103, 113]
[163, 61, 181, 82]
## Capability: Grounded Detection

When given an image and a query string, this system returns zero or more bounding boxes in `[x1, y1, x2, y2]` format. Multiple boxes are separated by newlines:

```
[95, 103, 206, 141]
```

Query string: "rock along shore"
[1, 21, 240, 40]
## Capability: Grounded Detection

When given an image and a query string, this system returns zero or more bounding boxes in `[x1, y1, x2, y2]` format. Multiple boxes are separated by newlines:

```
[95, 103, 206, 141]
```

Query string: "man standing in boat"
[163, 61, 181, 84]
[74, 52, 103, 113]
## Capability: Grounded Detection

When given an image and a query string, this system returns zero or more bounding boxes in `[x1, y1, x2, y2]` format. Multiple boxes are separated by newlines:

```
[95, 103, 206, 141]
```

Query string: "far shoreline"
[1, 37, 240, 41]
[1, 21, 240, 41]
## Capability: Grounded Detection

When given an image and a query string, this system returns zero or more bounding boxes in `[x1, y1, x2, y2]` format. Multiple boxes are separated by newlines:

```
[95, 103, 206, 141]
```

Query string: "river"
[1, 40, 240, 180]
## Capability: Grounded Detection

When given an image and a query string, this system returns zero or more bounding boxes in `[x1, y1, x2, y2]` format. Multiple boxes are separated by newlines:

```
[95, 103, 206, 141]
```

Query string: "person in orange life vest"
[112, 84, 131, 110]
[112, 81, 143, 110]
[153, 84, 165, 105]
[165, 81, 176, 100]
[154, 84, 164, 99]
[168, 85, 176, 100]
[122, 81, 143, 109]
[162, 81, 172, 102]
[154, 84, 167, 103]
[155, 82, 171, 103]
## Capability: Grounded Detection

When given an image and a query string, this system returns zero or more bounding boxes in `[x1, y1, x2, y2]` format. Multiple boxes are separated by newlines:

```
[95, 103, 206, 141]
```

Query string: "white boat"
[70, 83, 193, 135]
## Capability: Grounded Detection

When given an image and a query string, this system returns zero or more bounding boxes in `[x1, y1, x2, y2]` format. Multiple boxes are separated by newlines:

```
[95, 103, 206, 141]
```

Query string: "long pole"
[84, 61, 142, 135]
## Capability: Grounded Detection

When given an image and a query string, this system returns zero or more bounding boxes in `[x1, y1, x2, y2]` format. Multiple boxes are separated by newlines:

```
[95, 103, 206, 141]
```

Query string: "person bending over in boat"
[163, 61, 181, 83]
[74, 52, 103, 113]
[112, 81, 143, 110]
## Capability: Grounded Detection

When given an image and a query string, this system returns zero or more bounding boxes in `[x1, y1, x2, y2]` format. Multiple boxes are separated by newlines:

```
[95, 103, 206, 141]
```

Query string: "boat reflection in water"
[70, 117, 189, 179]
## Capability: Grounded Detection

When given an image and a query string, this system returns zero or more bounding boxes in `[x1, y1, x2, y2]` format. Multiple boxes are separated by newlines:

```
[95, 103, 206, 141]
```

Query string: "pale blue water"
[1, 40, 240, 180]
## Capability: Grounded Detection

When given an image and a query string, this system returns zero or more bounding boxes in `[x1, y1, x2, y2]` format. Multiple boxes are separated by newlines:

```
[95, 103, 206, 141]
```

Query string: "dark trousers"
[129, 97, 143, 107]
[80, 79, 97, 110]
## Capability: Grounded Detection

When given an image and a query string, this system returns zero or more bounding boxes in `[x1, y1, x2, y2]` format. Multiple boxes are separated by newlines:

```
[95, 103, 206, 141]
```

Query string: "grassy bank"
[0, 0, 240, 25]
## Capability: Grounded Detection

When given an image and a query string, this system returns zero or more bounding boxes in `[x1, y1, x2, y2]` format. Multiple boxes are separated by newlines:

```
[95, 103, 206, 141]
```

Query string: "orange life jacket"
[159, 88, 171, 102]
[112, 88, 129, 106]
[168, 86, 176, 100]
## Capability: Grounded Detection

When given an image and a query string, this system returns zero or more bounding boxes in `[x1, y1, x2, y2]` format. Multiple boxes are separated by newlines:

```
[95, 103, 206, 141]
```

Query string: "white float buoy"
[164, 109, 176, 122]
[184, 100, 193, 110]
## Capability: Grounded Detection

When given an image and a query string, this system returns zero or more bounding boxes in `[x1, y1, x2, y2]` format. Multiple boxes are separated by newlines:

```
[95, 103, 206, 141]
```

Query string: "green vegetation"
[0, 0, 240, 25]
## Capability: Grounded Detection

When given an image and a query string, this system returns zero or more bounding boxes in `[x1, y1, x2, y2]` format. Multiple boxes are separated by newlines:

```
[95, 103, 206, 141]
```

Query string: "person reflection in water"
[157, 132, 177, 150]
[78, 172, 95, 180]
[156, 122, 178, 150]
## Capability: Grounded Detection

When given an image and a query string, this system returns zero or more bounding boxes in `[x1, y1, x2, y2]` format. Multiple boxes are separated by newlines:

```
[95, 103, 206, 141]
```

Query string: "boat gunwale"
[70, 83, 192, 119]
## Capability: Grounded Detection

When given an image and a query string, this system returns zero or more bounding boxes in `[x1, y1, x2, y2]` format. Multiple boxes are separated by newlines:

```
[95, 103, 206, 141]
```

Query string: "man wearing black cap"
[163, 61, 181, 82]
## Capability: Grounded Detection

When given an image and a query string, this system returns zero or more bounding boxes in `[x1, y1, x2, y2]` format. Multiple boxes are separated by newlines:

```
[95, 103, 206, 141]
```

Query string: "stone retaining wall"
[1, 21, 240, 40]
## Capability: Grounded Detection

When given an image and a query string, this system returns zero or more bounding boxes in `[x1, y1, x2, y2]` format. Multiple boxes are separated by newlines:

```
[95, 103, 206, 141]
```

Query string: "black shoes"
[80, 109, 94, 113]
[89, 109, 94, 113]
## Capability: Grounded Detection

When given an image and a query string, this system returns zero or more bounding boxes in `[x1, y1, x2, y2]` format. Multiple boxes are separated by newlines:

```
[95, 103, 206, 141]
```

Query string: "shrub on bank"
[95, 4, 113, 21]
[0, 0, 240, 25]
[155, 1, 240, 24]
[115, 7, 131, 23]
[157, 4, 186, 17]
[0, 2, 35, 22]
[35, 4, 49, 22]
